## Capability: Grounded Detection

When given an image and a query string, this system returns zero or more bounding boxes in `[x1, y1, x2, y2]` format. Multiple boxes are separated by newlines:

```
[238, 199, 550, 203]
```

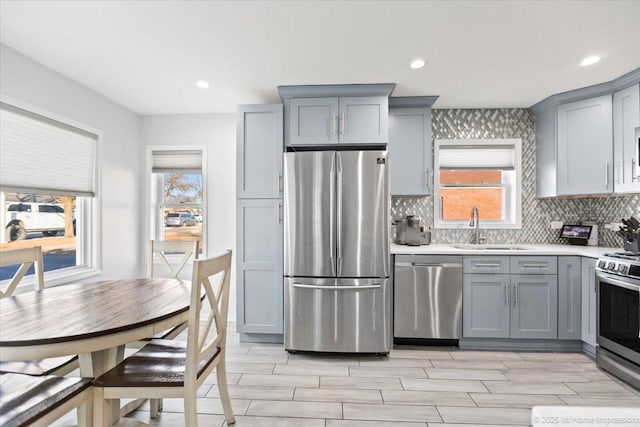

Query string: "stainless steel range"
[596, 252, 640, 390]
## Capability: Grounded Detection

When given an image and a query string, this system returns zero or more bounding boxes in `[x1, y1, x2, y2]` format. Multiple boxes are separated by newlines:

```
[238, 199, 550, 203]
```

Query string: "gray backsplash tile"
[391, 109, 640, 248]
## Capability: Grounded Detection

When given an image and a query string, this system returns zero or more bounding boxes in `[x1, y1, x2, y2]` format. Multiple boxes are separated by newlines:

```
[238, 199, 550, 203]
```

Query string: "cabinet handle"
[514, 283, 519, 307]
[504, 283, 508, 306]
[340, 112, 345, 136]
[475, 263, 501, 268]
[521, 263, 547, 268]
[633, 158, 638, 182]
[277, 173, 282, 194]
[425, 168, 430, 192]
[605, 163, 609, 187]
[277, 202, 282, 224]
[331, 113, 337, 136]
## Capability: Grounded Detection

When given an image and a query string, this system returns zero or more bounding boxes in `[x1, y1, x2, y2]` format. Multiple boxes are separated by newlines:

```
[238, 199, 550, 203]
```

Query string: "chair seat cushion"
[0, 355, 78, 376]
[0, 373, 91, 427]
[93, 339, 221, 388]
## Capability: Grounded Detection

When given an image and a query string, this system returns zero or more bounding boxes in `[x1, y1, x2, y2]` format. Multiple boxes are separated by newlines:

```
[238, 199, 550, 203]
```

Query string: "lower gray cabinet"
[510, 274, 558, 339]
[463, 274, 510, 338]
[558, 257, 582, 340]
[581, 258, 597, 347]
[236, 199, 283, 335]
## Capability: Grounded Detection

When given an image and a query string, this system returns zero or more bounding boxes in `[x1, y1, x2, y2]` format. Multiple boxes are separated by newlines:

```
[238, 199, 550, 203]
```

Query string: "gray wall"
[0, 44, 143, 279]
[392, 108, 640, 248]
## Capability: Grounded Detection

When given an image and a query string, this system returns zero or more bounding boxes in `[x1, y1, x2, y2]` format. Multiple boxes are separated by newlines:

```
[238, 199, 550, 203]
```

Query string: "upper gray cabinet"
[613, 83, 640, 193]
[236, 104, 283, 199]
[533, 68, 640, 197]
[557, 94, 613, 196]
[388, 97, 438, 196]
[278, 84, 395, 147]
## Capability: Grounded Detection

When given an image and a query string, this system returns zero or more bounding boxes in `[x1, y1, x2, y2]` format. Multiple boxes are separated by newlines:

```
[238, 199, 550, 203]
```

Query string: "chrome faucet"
[469, 206, 485, 245]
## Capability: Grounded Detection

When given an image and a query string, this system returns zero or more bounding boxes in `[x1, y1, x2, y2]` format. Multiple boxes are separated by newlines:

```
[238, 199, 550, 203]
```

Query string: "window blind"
[439, 145, 515, 170]
[151, 150, 202, 173]
[0, 102, 97, 196]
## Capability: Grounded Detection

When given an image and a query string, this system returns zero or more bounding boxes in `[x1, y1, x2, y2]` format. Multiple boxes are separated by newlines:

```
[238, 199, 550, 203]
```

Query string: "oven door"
[596, 271, 640, 365]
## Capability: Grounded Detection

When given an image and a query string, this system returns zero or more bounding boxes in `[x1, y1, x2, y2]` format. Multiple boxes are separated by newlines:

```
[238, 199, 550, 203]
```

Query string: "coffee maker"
[393, 215, 431, 246]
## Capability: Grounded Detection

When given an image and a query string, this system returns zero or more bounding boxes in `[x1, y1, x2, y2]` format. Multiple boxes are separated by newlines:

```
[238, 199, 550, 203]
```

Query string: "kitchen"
[1, 1, 640, 426]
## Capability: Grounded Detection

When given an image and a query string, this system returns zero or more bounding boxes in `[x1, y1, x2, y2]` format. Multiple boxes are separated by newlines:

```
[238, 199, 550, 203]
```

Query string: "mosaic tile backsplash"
[391, 109, 640, 248]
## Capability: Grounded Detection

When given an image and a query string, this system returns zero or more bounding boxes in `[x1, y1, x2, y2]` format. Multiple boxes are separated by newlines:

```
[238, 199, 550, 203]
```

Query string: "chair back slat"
[184, 250, 232, 386]
[0, 246, 44, 297]
[148, 240, 199, 280]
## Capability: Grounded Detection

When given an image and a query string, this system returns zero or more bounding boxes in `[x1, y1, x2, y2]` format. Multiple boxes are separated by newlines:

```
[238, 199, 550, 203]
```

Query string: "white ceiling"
[1, 1, 639, 115]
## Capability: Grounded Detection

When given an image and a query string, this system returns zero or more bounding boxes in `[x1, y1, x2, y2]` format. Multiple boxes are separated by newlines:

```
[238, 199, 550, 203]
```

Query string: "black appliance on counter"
[595, 252, 640, 390]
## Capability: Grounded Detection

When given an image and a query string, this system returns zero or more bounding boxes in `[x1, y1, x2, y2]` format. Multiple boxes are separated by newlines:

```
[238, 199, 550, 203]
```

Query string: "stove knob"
[598, 260, 607, 269]
[607, 262, 617, 271]
[617, 264, 629, 275]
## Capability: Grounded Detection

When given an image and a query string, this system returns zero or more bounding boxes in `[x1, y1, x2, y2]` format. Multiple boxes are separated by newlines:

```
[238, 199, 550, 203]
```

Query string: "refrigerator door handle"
[336, 152, 343, 276]
[292, 283, 382, 290]
[329, 153, 336, 276]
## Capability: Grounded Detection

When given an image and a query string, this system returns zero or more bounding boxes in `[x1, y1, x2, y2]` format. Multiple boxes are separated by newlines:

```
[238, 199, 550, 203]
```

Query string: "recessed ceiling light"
[410, 59, 425, 69]
[580, 55, 600, 66]
[195, 79, 211, 89]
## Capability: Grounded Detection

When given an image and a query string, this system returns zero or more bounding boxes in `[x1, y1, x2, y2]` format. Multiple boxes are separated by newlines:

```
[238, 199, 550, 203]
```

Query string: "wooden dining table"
[0, 278, 192, 426]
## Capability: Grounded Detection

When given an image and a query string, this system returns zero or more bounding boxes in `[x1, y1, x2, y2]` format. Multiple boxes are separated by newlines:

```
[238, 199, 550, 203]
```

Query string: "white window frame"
[433, 138, 522, 230]
[144, 145, 207, 276]
[0, 95, 101, 290]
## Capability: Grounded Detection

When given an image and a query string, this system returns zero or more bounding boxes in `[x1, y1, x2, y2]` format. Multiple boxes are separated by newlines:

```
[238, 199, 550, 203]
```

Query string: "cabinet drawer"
[510, 256, 557, 275]
[463, 256, 510, 274]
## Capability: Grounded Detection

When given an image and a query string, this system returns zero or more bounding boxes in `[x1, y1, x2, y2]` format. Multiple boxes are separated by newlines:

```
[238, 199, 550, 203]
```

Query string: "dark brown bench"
[0, 373, 92, 427]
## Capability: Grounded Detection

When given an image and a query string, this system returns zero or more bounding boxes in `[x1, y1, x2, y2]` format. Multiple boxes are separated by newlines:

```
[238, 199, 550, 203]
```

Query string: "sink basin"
[452, 244, 529, 251]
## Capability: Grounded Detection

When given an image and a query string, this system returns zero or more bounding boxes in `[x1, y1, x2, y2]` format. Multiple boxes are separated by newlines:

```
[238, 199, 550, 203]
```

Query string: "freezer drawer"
[394, 255, 463, 339]
[284, 277, 392, 353]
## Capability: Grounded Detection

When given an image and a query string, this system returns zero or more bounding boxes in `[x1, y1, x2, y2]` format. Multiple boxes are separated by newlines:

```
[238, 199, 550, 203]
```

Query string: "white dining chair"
[0, 246, 44, 298]
[0, 373, 92, 427]
[0, 246, 78, 377]
[142, 239, 201, 416]
[93, 250, 235, 426]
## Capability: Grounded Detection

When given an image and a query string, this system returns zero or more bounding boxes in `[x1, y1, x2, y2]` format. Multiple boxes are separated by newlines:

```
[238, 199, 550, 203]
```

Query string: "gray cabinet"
[462, 255, 560, 340]
[236, 104, 283, 198]
[510, 274, 558, 339]
[463, 274, 510, 338]
[613, 83, 640, 193]
[388, 106, 432, 196]
[287, 96, 388, 146]
[278, 84, 395, 147]
[581, 257, 597, 347]
[557, 94, 613, 195]
[236, 199, 283, 334]
[558, 257, 582, 340]
[533, 69, 640, 198]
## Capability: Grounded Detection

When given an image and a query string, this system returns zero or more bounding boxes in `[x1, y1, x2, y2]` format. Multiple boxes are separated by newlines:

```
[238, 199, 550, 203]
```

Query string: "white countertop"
[390, 243, 618, 258]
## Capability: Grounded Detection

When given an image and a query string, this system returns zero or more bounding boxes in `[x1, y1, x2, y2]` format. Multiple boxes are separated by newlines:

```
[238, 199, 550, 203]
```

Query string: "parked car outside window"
[164, 212, 197, 227]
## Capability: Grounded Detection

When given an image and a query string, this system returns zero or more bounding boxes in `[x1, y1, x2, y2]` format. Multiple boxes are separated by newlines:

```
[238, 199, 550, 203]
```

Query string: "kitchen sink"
[452, 244, 529, 251]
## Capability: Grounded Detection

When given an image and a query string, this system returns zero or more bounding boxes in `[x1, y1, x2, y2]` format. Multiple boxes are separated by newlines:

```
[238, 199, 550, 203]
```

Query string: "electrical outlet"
[604, 222, 623, 230]
[550, 221, 563, 229]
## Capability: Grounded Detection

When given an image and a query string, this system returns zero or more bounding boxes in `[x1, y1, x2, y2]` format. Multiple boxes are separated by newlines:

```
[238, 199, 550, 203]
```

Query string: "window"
[0, 99, 98, 288]
[148, 148, 205, 253]
[434, 139, 522, 229]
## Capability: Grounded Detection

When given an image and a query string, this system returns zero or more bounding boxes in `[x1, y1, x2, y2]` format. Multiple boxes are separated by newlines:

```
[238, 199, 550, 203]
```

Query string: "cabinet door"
[557, 95, 613, 195]
[288, 97, 339, 146]
[388, 107, 431, 196]
[339, 96, 388, 144]
[463, 274, 510, 338]
[581, 258, 597, 346]
[510, 275, 558, 339]
[236, 199, 283, 334]
[558, 257, 582, 340]
[613, 83, 640, 193]
[237, 104, 283, 198]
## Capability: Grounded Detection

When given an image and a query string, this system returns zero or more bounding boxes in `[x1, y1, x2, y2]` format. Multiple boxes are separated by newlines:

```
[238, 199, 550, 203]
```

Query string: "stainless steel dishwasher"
[394, 255, 463, 341]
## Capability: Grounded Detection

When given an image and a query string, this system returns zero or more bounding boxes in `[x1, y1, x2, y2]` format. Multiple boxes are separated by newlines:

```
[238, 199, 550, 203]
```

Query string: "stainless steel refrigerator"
[283, 150, 391, 353]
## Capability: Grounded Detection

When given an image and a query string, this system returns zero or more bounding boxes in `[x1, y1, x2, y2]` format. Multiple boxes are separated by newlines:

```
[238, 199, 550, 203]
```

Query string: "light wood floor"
[54, 323, 640, 426]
